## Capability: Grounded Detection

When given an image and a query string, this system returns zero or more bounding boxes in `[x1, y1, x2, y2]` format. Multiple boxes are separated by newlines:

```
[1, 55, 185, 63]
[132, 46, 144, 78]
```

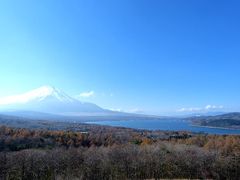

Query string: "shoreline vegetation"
[0, 120, 240, 179]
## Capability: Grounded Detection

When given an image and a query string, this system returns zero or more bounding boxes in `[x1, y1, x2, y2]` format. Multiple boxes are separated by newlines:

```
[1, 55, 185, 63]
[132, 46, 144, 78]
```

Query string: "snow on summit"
[0, 86, 106, 115]
[0, 86, 74, 105]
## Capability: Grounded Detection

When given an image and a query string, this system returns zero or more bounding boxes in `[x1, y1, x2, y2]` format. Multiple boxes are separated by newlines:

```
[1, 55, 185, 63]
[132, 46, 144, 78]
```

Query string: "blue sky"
[0, 0, 240, 115]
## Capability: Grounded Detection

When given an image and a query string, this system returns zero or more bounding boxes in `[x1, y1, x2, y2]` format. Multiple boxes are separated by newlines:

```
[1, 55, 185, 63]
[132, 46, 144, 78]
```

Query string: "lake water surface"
[87, 119, 240, 135]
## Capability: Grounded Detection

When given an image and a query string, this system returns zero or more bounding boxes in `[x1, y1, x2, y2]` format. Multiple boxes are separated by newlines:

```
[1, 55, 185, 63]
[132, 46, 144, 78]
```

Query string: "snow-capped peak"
[0, 85, 75, 106]
[35, 85, 75, 102]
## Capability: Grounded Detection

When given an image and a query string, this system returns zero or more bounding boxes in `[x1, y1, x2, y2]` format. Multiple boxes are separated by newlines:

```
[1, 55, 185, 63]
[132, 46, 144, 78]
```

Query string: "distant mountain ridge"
[190, 112, 240, 129]
[0, 86, 109, 115]
[0, 86, 167, 121]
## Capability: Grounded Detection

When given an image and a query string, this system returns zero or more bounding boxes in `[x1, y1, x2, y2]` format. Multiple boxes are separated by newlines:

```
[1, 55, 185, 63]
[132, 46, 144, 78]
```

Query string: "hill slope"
[190, 112, 240, 129]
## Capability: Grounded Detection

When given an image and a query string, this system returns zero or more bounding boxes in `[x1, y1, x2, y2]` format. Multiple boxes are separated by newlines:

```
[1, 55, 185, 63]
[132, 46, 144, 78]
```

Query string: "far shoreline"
[191, 124, 240, 131]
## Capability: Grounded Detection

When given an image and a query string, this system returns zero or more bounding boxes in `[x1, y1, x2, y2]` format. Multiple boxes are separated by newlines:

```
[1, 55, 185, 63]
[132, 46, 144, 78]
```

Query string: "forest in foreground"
[0, 124, 240, 180]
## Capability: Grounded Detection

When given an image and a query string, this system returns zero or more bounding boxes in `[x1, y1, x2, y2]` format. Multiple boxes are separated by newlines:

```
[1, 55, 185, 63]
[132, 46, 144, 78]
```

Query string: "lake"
[87, 119, 240, 135]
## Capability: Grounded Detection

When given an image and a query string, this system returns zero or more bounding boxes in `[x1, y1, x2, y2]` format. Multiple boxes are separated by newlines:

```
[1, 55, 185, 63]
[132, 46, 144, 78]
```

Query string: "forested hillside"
[191, 113, 240, 129]
[0, 124, 239, 179]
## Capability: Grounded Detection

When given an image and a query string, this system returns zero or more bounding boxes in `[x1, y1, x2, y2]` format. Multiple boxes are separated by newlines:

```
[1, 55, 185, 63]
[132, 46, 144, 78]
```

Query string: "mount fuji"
[0, 86, 110, 116]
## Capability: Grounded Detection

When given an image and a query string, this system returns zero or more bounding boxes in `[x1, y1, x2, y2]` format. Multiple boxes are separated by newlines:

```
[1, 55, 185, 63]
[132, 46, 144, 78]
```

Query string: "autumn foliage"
[0, 125, 239, 179]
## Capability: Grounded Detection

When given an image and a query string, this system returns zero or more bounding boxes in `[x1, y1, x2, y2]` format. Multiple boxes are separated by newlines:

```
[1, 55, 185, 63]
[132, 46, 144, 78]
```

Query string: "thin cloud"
[78, 91, 95, 98]
[177, 107, 201, 112]
[109, 108, 123, 112]
[205, 105, 224, 110]
[177, 105, 224, 112]
[128, 108, 144, 114]
[108, 108, 144, 114]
